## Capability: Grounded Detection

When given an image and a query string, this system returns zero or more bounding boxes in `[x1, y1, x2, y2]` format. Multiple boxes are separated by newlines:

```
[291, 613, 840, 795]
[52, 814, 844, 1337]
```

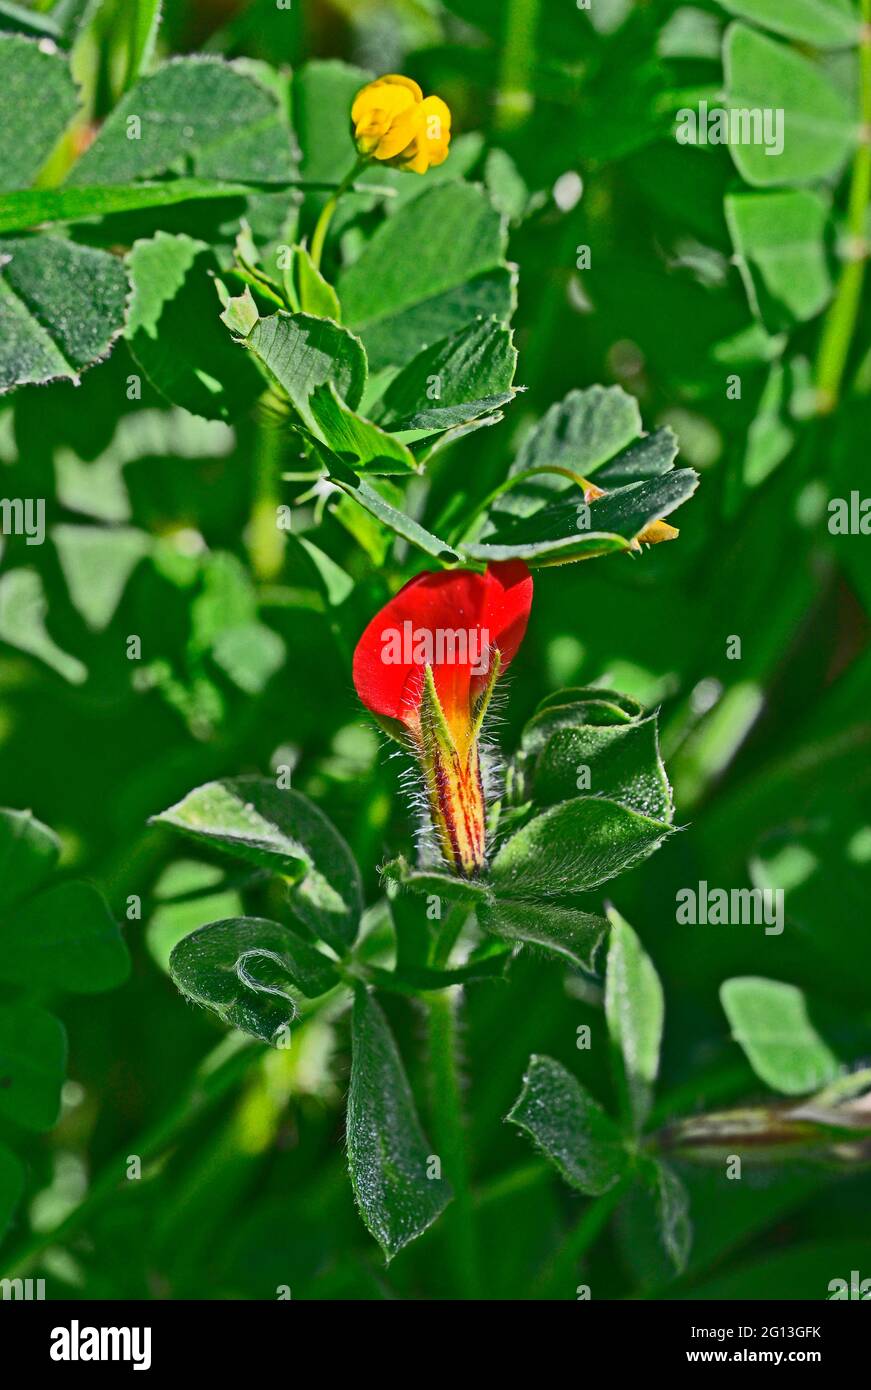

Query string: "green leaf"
[0, 1, 62, 40]
[653, 1162, 693, 1276]
[169, 917, 339, 1043]
[484, 147, 535, 222]
[0, 809, 60, 914]
[490, 798, 673, 899]
[218, 284, 260, 338]
[189, 550, 259, 651]
[293, 59, 369, 186]
[0, 1002, 66, 1132]
[0, 179, 301, 236]
[152, 779, 363, 950]
[726, 189, 832, 332]
[326, 456, 459, 562]
[0, 882, 130, 992]
[293, 535, 354, 606]
[0, 34, 78, 192]
[720, 977, 840, 1095]
[370, 318, 517, 433]
[283, 796, 364, 952]
[519, 711, 674, 821]
[0, 569, 88, 684]
[146, 859, 243, 973]
[210, 622, 286, 695]
[535, 687, 645, 721]
[507, 1055, 628, 1195]
[620, 1155, 692, 1279]
[0, 236, 129, 393]
[51, 0, 101, 47]
[736, 360, 794, 494]
[458, 385, 695, 565]
[604, 907, 664, 1133]
[724, 23, 855, 187]
[69, 56, 295, 186]
[716, 0, 860, 48]
[0, 1139, 25, 1240]
[338, 182, 513, 370]
[153, 779, 309, 878]
[461, 470, 698, 566]
[347, 988, 452, 1260]
[478, 898, 607, 973]
[124, 0, 163, 90]
[292, 243, 342, 320]
[125, 232, 264, 421]
[594, 429, 680, 485]
[53, 525, 151, 631]
[381, 857, 493, 904]
[245, 311, 367, 429]
[309, 383, 417, 476]
[507, 386, 643, 493]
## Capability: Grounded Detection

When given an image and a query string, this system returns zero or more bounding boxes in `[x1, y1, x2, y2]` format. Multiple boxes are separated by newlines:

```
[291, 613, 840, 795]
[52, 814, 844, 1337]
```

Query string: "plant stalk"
[815, 1, 871, 412]
[310, 158, 367, 271]
[533, 1178, 628, 1298]
[0, 1037, 258, 1279]
[495, 0, 541, 134]
[249, 413, 286, 581]
[425, 987, 481, 1298]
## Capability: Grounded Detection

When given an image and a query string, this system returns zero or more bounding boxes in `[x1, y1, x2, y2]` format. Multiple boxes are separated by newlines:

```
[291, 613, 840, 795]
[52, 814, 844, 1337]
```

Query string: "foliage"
[0, 0, 867, 1302]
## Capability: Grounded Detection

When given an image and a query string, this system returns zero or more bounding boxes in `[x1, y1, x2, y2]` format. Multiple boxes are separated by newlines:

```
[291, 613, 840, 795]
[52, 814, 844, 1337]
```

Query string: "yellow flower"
[351, 75, 451, 174]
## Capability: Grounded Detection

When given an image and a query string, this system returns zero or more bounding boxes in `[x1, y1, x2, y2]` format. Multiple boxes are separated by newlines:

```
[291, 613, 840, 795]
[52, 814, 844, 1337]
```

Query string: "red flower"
[353, 562, 533, 875]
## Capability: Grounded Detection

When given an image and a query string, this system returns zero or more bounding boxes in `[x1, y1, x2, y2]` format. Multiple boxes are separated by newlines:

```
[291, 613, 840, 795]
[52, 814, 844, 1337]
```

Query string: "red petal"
[352, 563, 533, 726]
[479, 560, 534, 666]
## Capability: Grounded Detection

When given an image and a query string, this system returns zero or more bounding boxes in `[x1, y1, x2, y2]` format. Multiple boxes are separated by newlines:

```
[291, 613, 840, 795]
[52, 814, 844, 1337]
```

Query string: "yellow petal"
[376, 73, 424, 101]
[419, 96, 451, 135]
[418, 95, 451, 166]
[395, 137, 430, 173]
[352, 87, 412, 150]
[373, 104, 421, 159]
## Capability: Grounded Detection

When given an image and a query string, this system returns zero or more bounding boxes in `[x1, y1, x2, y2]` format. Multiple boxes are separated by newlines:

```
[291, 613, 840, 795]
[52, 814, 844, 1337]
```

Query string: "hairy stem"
[815, 2, 871, 411]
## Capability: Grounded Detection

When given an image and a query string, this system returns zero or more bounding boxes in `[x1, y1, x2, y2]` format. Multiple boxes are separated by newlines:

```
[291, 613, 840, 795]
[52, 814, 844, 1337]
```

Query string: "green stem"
[249, 413, 285, 581]
[310, 158, 367, 271]
[495, 0, 542, 134]
[426, 989, 481, 1298]
[450, 464, 592, 546]
[475, 1159, 550, 1209]
[533, 1178, 628, 1299]
[0, 1037, 258, 1278]
[122, 0, 146, 95]
[430, 900, 471, 968]
[815, 2, 871, 412]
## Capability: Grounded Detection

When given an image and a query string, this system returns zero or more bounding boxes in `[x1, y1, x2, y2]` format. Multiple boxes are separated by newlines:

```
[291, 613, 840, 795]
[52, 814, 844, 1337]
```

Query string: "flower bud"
[353, 563, 533, 875]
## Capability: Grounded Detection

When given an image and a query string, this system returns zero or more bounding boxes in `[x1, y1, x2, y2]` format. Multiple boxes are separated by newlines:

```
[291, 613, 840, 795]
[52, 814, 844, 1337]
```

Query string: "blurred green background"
[0, 0, 869, 1299]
